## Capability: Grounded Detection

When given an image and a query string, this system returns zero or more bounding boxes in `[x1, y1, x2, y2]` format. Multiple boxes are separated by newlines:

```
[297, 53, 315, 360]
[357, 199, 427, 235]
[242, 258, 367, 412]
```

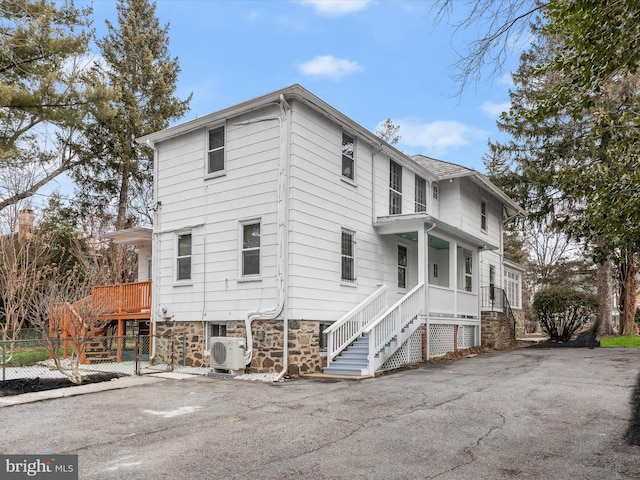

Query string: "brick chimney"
[18, 208, 34, 240]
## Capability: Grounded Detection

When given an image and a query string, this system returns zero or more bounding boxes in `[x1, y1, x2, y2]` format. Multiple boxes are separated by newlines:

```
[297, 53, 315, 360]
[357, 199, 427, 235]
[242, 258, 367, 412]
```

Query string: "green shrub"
[533, 288, 598, 341]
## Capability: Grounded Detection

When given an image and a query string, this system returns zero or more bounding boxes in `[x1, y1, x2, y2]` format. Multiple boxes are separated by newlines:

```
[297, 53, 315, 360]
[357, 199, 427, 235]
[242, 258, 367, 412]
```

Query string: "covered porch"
[324, 214, 496, 376]
[374, 212, 497, 320]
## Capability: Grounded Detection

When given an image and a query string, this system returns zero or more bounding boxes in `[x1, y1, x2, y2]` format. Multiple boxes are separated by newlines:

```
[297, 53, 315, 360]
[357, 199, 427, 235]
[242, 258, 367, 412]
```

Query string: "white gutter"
[241, 95, 291, 381]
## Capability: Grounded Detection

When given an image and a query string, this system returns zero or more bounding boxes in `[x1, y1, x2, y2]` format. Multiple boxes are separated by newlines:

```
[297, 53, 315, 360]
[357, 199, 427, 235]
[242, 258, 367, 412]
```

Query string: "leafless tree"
[433, 0, 543, 94]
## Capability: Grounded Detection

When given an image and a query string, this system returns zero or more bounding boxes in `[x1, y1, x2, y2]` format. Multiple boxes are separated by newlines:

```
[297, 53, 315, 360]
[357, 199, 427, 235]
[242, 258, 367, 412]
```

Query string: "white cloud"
[297, 55, 362, 81]
[299, 0, 372, 16]
[481, 101, 511, 117]
[394, 118, 486, 157]
[499, 73, 515, 87]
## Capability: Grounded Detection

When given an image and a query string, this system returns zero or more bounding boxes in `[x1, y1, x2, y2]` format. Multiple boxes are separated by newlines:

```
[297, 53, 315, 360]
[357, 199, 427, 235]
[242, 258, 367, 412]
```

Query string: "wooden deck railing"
[92, 280, 152, 319]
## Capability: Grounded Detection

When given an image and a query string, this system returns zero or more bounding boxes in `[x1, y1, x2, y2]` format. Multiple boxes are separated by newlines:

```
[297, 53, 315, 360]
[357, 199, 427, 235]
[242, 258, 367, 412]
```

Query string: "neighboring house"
[132, 84, 524, 377]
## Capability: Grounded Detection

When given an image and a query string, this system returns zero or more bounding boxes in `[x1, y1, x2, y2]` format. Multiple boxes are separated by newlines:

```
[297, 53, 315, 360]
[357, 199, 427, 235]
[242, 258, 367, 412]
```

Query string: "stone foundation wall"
[513, 309, 526, 337]
[154, 319, 323, 376]
[481, 311, 517, 350]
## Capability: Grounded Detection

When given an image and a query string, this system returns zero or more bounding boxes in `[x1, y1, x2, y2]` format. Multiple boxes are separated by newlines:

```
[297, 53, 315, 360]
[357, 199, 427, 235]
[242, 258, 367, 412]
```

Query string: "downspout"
[241, 95, 291, 380]
[146, 138, 160, 362]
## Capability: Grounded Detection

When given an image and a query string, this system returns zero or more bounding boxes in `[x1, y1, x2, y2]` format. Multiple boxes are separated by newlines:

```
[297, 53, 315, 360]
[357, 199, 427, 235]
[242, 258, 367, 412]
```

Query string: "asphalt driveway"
[2, 347, 639, 479]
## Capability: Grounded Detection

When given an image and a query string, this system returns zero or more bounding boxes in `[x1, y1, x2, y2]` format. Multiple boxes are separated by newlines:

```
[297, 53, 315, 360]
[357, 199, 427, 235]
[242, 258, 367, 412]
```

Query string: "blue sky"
[83, 0, 521, 173]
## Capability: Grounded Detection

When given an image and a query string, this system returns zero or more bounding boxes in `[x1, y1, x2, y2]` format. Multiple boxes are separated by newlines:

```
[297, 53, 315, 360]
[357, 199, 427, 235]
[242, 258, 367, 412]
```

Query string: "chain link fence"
[1, 332, 204, 382]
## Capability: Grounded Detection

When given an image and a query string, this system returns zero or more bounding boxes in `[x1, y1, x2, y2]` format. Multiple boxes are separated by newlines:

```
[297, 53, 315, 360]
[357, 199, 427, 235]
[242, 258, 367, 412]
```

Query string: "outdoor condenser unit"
[210, 337, 247, 371]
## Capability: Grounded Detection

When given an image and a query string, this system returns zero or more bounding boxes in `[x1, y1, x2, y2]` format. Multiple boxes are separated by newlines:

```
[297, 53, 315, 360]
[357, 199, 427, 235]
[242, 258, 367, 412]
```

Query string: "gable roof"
[412, 154, 526, 220]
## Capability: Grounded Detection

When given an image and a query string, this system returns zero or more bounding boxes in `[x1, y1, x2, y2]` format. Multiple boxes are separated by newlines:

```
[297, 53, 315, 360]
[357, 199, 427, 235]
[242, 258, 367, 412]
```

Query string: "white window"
[464, 250, 472, 292]
[205, 323, 227, 354]
[207, 125, 225, 175]
[432, 183, 439, 201]
[398, 245, 407, 289]
[341, 228, 356, 283]
[505, 270, 522, 309]
[241, 221, 260, 276]
[341, 132, 355, 181]
[415, 176, 426, 212]
[481, 200, 487, 231]
[176, 233, 192, 281]
[389, 160, 402, 214]
[209, 323, 227, 338]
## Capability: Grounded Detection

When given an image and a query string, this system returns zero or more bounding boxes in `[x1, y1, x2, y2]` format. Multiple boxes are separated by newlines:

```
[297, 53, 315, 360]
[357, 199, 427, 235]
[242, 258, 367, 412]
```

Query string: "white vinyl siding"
[153, 104, 281, 321]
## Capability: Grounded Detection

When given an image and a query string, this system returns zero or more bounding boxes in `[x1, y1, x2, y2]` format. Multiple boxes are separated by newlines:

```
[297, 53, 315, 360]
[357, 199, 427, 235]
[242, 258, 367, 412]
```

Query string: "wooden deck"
[50, 281, 152, 363]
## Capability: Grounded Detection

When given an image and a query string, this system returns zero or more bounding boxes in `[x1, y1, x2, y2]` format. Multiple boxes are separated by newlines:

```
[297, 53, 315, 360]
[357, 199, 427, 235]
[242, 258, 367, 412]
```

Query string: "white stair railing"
[364, 282, 425, 375]
[325, 284, 388, 367]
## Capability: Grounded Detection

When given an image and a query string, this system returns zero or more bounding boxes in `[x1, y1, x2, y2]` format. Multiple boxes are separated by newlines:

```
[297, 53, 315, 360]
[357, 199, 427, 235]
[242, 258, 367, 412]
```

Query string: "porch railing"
[325, 284, 388, 365]
[364, 282, 425, 375]
[92, 280, 152, 317]
[480, 286, 516, 335]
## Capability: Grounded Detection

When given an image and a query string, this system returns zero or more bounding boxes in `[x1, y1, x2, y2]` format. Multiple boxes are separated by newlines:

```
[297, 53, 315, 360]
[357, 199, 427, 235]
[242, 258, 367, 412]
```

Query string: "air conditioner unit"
[210, 337, 247, 371]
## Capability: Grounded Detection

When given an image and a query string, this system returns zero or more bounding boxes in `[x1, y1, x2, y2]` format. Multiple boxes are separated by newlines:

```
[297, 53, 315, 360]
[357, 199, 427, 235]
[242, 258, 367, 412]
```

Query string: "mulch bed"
[0, 372, 124, 397]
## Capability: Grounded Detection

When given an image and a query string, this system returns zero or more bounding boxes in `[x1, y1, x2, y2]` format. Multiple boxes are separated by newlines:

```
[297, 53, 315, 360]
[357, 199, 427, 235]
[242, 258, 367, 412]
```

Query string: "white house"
[135, 84, 524, 377]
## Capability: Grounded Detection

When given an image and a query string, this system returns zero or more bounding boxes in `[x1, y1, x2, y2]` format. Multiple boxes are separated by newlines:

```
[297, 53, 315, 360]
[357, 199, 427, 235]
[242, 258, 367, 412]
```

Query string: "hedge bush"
[533, 288, 598, 341]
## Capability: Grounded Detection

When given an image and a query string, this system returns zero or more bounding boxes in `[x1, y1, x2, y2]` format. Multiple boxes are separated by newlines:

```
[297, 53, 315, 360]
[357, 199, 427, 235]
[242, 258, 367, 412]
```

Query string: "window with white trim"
[480, 199, 488, 231]
[341, 132, 355, 180]
[207, 125, 225, 175]
[398, 245, 407, 288]
[205, 323, 227, 354]
[241, 221, 260, 276]
[415, 175, 426, 212]
[209, 323, 227, 338]
[176, 233, 192, 281]
[432, 183, 439, 201]
[505, 270, 522, 309]
[389, 160, 402, 214]
[464, 250, 473, 292]
[341, 228, 356, 283]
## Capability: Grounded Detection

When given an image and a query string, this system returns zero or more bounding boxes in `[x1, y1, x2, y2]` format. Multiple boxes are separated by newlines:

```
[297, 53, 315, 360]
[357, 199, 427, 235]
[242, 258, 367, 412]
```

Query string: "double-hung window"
[464, 250, 473, 292]
[480, 200, 487, 231]
[241, 222, 260, 276]
[207, 125, 225, 175]
[398, 245, 407, 289]
[341, 132, 355, 181]
[177, 233, 192, 281]
[432, 183, 439, 202]
[341, 228, 356, 283]
[389, 160, 402, 214]
[415, 175, 426, 212]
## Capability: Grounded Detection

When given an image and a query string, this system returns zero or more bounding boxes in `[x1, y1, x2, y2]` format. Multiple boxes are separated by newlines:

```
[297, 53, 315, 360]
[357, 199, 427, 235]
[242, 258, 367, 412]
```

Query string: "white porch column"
[418, 224, 429, 318]
[450, 240, 458, 313]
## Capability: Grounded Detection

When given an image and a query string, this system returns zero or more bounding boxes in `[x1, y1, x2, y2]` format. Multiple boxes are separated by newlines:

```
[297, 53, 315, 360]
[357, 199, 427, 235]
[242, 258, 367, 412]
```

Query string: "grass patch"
[600, 336, 640, 348]
[2, 348, 70, 366]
